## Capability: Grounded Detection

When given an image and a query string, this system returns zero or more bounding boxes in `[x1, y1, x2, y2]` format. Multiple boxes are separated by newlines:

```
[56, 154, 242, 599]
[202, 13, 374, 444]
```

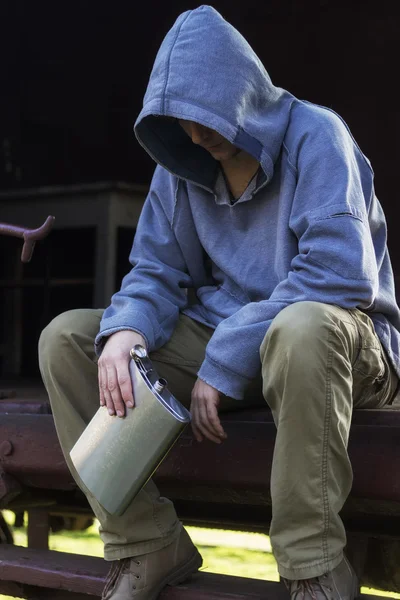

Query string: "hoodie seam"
[156, 96, 238, 135]
[171, 178, 180, 229]
[302, 101, 374, 175]
[282, 141, 297, 174]
[307, 255, 374, 282]
[305, 202, 365, 222]
[161, 12, 192, 114]
[219, 284, 249, 305]
[153, 178, 175, 231]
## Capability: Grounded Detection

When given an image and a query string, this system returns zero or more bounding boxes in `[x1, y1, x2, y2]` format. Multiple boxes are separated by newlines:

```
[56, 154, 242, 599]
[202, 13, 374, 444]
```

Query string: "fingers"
[105, 362, 126, 417]
[117, 367, 134, 409]
[191, 398, 220, 443]
[190, 380, 227, 444]
[98, 358, 134, 418]
[206, 401, 227, 440]
[190, 399, 203, 443]
[198, 401, 223, 444]
[99, 366, 106, 406]
[98, 361, 115, 415]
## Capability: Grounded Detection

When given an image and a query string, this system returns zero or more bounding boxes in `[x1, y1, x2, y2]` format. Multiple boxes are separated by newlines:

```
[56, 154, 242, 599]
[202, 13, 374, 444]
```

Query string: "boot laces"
[102, 558, 142, 599]
[284, 575, 333, 600]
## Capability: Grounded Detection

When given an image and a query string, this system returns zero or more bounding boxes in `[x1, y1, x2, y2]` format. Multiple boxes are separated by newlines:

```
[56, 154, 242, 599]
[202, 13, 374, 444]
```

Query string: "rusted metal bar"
[1, 409, 400, 504]
[0, 215, 55, 262]
[0, 414, 73, 493]
[0, 397, 51, 414]
[2, 393, 400, 536]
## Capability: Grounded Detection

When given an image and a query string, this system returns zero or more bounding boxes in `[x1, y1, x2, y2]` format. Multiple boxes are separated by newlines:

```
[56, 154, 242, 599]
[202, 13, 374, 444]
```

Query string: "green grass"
[0, 510, 398, 599]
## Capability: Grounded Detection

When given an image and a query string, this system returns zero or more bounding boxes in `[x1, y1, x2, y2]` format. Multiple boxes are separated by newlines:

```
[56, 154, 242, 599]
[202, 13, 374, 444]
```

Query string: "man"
[39, 5, 400, 600]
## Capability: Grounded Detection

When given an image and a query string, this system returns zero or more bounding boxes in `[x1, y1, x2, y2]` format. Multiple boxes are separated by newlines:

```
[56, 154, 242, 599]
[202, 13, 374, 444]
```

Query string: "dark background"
[1, 0, 398, 219]
[0, 0, 399, 378]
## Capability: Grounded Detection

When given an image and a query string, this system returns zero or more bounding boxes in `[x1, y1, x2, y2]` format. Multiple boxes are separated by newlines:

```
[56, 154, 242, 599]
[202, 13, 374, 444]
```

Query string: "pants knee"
[261, 301, 342, 359]
[39, 309, 97, 370]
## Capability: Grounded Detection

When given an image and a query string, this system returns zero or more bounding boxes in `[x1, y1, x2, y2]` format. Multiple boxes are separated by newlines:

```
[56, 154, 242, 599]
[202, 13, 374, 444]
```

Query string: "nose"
[189, 122, 209, 146]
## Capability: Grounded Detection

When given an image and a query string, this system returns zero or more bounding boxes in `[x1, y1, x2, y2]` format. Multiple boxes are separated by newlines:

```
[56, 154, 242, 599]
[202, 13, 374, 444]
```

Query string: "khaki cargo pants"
[38, 301, 398, 580]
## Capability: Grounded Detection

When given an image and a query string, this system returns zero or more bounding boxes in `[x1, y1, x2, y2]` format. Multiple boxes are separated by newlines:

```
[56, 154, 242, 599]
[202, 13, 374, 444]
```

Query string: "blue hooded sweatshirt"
[95, 5, 400, 399]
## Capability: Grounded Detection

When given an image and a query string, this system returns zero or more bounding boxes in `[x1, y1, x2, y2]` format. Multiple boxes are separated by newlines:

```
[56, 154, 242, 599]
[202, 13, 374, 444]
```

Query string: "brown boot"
[283, 555, 360, 600]
[102, 527, 202, 599]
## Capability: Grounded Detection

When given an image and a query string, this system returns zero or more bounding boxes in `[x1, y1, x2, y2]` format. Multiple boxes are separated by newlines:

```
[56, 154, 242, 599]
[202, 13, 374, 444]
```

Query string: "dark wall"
[1, 0, 399, 264]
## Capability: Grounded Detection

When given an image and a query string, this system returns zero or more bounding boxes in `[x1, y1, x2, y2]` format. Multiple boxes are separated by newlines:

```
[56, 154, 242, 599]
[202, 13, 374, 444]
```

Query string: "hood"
[134, 5, 295, 190]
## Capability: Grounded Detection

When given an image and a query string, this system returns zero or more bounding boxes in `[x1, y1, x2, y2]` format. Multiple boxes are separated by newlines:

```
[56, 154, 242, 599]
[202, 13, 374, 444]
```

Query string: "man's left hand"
[190, 378, 227, 444]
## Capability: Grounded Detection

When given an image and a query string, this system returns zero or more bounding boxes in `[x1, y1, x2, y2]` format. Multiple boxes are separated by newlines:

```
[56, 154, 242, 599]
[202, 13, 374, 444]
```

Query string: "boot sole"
[149, 549, 203, 600]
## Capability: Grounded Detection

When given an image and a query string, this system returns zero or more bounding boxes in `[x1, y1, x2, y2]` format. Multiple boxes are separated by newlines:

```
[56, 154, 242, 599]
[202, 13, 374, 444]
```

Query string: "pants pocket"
[350, 310, 394, 408]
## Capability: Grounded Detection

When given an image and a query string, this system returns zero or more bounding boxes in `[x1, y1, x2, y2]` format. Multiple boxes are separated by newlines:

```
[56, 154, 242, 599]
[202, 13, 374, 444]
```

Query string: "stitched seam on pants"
[321, 329, 333, 565]
[278, 550, 343, 571]
[346, 310, 363, 367]
[142, 486, 166, 537]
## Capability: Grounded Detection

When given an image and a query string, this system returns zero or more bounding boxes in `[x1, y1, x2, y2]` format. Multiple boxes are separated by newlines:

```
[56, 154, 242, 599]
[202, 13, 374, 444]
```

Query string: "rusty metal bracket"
[0, 215, 55, 262]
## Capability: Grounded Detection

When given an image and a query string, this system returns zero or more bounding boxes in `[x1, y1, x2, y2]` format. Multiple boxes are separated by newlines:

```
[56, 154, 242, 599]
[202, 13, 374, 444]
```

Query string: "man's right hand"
[98, 330, 146, 418]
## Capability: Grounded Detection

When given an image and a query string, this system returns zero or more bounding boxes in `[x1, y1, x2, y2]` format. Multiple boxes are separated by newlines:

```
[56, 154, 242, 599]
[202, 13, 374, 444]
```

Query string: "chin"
[210, 147, 236, 161]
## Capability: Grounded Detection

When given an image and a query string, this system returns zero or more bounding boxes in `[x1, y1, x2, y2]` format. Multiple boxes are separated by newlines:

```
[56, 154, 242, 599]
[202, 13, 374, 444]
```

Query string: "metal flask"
[69, 344, 191, 516]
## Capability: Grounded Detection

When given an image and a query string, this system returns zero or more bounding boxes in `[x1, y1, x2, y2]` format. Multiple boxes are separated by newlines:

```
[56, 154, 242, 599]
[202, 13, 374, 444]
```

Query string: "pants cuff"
[278, 551, 343, 580]
[103, 523, 182, 561]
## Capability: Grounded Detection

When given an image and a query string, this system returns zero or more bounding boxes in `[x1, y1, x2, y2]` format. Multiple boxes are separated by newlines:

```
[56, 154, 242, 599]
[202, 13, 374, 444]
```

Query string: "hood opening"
[136, 115, 219, 189]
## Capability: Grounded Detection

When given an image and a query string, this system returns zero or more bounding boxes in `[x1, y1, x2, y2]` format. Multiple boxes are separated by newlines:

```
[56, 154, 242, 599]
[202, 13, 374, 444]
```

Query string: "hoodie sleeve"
[198, 120, 379, 399]
[95, 168, 192, 354]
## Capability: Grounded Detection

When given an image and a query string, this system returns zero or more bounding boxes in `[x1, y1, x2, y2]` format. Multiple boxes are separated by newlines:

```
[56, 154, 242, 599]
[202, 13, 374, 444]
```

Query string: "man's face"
[178, 119, 240, 161]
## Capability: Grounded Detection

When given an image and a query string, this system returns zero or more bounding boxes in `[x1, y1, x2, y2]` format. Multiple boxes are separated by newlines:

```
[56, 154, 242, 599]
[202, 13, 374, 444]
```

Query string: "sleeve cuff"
[94, 311, 155, 357]
[197, 356, 252, 400]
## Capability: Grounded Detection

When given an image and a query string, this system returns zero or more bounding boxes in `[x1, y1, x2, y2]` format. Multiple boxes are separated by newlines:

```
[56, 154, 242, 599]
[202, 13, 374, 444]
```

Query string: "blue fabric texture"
[95, 5, 400, 399]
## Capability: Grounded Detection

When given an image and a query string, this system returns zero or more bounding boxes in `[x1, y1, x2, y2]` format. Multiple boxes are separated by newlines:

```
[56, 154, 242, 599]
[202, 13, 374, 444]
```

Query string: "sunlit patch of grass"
[198, 545, 279, 580]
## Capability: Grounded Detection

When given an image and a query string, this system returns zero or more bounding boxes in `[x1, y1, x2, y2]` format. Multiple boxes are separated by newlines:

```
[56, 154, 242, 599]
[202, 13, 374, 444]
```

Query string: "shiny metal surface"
[70, 356, 191, 516]
[154, 379, 166, 393]
[131, 344, 148, 359]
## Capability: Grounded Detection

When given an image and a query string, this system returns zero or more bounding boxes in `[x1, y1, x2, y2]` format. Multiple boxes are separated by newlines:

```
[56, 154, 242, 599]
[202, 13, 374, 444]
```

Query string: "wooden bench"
[1, 383, 400, 598]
